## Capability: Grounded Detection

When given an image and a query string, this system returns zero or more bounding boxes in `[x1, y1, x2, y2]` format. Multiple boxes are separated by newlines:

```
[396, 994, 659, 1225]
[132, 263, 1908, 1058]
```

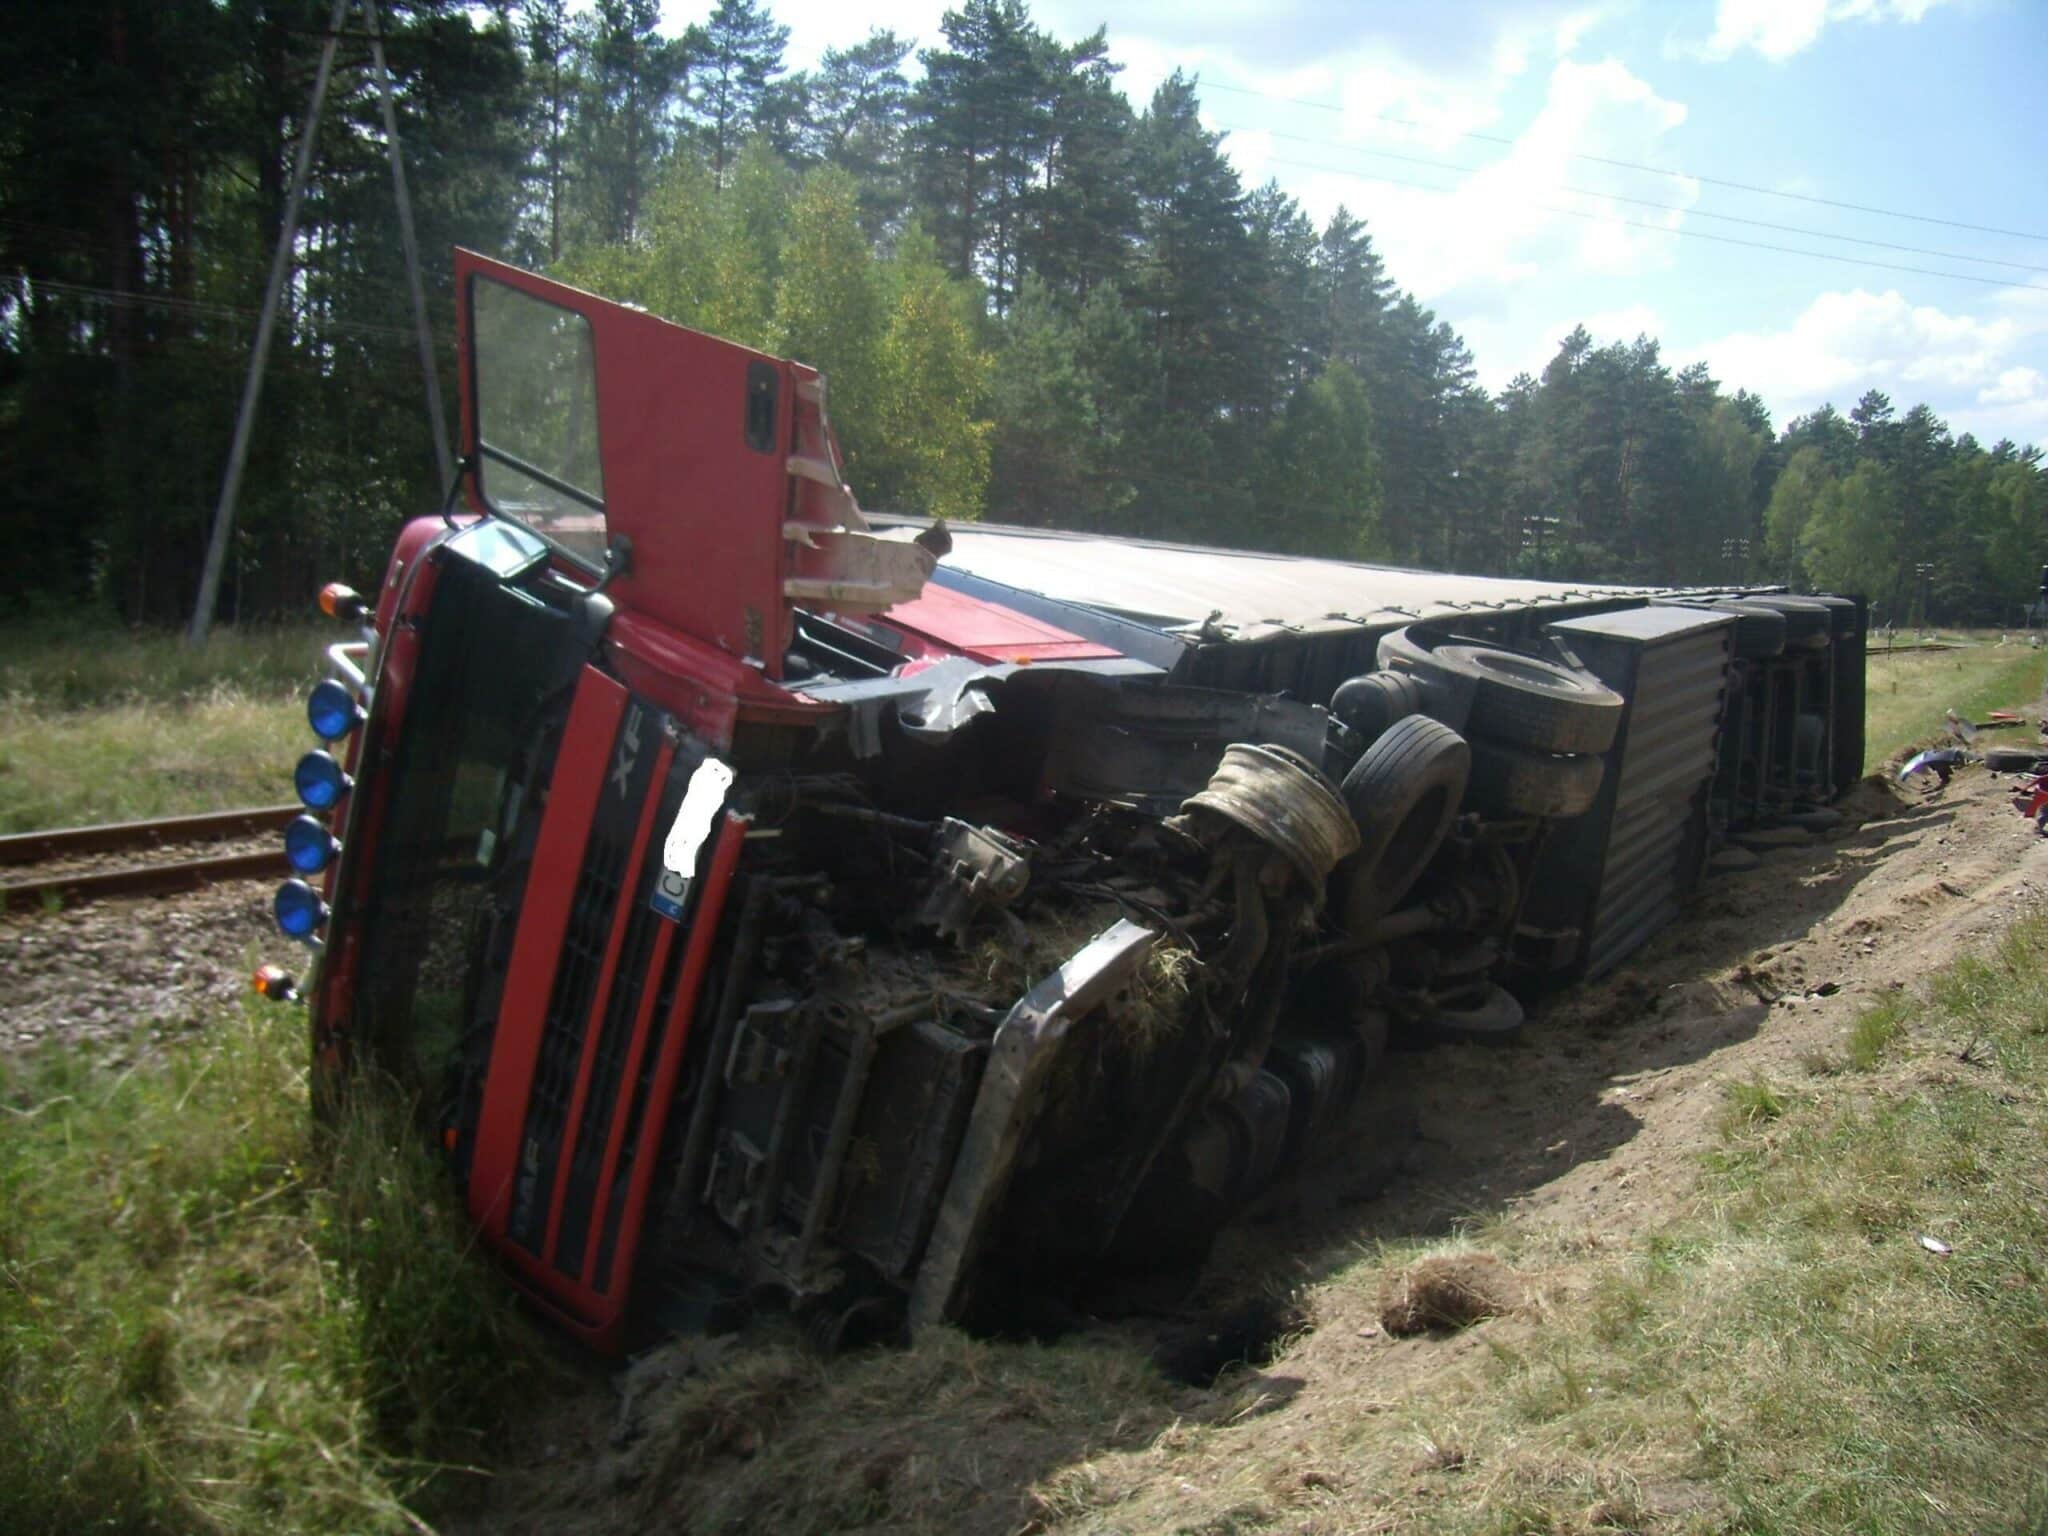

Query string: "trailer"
[264, 251, 1865, 1351]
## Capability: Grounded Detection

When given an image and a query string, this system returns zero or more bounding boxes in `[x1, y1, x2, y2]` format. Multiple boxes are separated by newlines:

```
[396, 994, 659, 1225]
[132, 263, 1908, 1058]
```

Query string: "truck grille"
[506, 819, 630, 1255]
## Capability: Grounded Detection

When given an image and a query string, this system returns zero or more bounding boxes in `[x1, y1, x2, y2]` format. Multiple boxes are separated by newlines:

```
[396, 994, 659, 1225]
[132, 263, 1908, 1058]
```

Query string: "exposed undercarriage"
[444, 638, 1594, 1346]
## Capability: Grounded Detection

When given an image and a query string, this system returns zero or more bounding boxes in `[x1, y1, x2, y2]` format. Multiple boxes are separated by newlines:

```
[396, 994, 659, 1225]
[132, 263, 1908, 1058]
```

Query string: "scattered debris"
[1899, 747, 1972, 789]
[1378, 1254, 1527, 1336]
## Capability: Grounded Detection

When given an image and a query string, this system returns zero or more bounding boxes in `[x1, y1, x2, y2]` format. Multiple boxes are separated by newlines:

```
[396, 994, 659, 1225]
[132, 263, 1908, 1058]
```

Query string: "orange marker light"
[318, 582, 367, 621]
[252, 965, 300, 1004]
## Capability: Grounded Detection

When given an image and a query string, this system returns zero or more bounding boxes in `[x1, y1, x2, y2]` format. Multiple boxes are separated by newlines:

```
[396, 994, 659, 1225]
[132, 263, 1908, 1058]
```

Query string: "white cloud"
[1682, 287, 2048, 441]
[1982, 367, 2045, 407]
[1698, 0, 1955, 62]
[1289, 55, 1693, 303]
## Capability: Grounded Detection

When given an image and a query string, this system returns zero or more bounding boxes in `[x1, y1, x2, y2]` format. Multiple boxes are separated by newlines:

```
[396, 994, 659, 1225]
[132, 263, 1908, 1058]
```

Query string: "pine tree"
[912, 0, 1052, 310]
[795, 29, 913, 234]
[687, 0, 790, 186]
[575, 0, 691, 243]
[520, 0, 577, 262]
[1023, 29, 1138, 302]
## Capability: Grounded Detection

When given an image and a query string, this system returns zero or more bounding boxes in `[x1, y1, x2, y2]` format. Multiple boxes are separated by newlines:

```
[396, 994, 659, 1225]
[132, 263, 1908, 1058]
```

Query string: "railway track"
[0, 805, 297, 910]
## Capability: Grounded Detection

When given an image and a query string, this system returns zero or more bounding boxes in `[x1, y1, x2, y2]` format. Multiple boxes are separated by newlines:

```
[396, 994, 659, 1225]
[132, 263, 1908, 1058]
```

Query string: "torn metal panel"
[908, 919, 1159, 1331]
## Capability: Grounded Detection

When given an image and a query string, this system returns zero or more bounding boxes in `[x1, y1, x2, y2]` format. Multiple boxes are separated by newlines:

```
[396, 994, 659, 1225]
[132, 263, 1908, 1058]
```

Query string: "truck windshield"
[352, 537, 573, 1098]
[471, 275, 607, 566]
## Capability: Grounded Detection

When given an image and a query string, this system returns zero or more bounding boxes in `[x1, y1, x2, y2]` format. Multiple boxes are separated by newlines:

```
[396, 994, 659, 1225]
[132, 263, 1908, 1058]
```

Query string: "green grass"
[1845, 993, 1909, 1070]
[0, 622, 320, 832]
[1863, 636, 2046, 772]
[1362, 914, 2048, 1534]
[0, 1002, 539, 1534]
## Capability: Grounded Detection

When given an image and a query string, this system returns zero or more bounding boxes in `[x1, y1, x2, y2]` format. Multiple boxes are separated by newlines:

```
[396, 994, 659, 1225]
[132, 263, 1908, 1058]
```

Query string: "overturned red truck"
[270, 252, 1867, 1351]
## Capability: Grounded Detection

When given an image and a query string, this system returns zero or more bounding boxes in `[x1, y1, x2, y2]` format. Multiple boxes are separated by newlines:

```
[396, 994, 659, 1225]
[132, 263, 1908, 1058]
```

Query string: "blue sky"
[661, 0, 2048, 447]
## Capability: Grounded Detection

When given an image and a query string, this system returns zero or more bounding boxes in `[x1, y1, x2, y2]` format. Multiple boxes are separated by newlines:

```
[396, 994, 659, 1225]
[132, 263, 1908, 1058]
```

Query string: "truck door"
[455, 249, 931, 682]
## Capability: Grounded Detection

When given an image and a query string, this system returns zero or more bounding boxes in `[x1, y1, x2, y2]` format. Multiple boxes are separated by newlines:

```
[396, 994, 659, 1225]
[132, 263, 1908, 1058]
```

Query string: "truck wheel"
[1374, 625, 1437, 674]
[1428, 644, 1624, 756]
[1465, 737, 1606, 819]
[1330, 669, 1424, 744]
[1984, 746, 2047, 773]
[1337, 715, 1470, 932]
[1427, 984, 1525, 1045]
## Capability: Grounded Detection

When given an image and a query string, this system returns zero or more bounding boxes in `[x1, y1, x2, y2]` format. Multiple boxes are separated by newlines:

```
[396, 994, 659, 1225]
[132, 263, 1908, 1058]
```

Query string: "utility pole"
[188, 0, 449, 646]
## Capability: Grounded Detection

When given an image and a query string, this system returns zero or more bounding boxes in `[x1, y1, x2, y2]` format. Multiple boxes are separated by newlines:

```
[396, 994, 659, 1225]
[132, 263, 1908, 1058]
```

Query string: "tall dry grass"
[0, 622, 322, 831]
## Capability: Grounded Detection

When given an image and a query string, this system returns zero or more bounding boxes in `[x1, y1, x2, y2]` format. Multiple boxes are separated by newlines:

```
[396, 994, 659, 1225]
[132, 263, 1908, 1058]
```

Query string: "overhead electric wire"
[1244, 147, 2048, 293]
[1202, 79, 2048, 245]
[1217, 121, 2048, 277]
[4, 272, 448, 343]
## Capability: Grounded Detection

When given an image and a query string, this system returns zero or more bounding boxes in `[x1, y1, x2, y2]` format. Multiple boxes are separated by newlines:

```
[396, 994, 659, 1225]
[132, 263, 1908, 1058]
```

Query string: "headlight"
[274, 879, 329, 939]
[284, 814, 339, 875]
[307, 679, 364, 741]
[293, 750, 352, 810]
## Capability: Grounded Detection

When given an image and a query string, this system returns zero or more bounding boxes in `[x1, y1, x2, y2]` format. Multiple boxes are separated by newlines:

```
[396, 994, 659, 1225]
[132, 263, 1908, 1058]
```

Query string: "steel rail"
[1, 849, 289, 910]
[0, 805, 300, 867]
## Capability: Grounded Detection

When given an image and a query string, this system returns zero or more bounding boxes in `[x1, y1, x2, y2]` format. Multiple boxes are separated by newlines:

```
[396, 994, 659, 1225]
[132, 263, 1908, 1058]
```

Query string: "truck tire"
[1429, 644, 1624, 756]
[1329, 669, 1424, 744]
[1984, 746, 2048, 773]
[1465, 736, 1605, 819]
[1337, 715, 1470, 932]
[1376, 630, 1623, 755]
[1376, 624, 1446, 680]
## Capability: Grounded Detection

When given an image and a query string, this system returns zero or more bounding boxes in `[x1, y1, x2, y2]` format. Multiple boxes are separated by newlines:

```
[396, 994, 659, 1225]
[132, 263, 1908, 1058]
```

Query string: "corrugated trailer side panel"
[1530, 608, 1735, 980]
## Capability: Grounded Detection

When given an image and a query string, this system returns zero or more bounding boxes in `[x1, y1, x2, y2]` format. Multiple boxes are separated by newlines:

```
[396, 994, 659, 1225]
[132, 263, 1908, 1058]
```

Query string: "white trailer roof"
[921, 522, 1662, 640]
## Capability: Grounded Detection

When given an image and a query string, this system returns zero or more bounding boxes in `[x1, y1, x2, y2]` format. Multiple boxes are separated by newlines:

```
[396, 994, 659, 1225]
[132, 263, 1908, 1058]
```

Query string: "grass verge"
[0, 623, 319, 832]
[1053, 913, 2048, 1535]
[0, 1000, 537, 1534]
[1863, 636, 2045, 771]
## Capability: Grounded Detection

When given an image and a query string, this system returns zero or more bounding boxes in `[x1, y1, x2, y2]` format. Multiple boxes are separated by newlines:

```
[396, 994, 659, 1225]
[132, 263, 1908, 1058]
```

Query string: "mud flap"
[907, 919, 1158, 1332]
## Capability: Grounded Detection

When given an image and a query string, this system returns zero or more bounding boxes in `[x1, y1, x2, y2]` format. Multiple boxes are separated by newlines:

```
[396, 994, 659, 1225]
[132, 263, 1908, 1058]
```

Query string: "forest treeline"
[2, 0, 2041, 628]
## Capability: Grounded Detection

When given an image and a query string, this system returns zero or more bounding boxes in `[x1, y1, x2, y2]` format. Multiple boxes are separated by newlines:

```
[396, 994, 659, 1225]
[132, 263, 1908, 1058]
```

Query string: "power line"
[3, 272, 449, 343]
[1248, 148, 2048, 293]
[1218, 121, 2048, 277]
[1201, 79, 2048, 245]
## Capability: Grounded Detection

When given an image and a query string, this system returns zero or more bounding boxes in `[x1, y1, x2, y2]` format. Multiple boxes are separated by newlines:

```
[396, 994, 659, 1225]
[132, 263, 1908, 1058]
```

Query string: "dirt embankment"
[441, 762, 2048, 1536]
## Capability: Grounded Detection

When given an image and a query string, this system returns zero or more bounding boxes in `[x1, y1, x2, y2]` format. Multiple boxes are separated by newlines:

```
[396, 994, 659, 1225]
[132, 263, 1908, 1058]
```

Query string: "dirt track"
[439, 760, 2048, 1535]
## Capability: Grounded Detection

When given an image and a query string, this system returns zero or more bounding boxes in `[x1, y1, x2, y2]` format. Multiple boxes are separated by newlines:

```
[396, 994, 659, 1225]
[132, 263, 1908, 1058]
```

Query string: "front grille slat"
[506, 828, 629, 1254]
